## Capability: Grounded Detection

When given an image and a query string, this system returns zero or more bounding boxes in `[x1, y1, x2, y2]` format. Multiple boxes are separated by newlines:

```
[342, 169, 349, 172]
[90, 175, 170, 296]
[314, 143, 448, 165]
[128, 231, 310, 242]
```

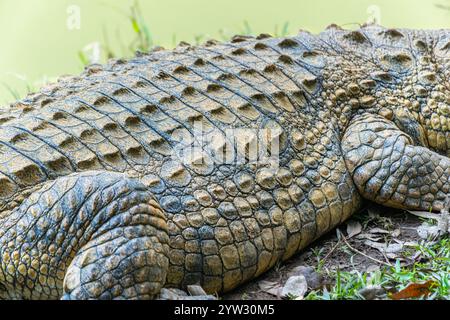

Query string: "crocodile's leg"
[0, 171, 169, 300]
[342, 113, 450, 212]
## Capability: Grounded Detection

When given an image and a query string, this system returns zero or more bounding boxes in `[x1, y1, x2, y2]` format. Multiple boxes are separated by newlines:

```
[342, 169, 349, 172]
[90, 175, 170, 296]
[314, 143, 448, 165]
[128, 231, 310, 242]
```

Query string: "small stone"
[170, 288, 188, 296]
[366, 264, 380, 273]
[287, 265, 314, 277]
[358, 285, 385, 300]
[178, 295, 217, 300]
[281, 275, 308, 298]
[187, 285, 207, 296]
[287, 265, 323, 290]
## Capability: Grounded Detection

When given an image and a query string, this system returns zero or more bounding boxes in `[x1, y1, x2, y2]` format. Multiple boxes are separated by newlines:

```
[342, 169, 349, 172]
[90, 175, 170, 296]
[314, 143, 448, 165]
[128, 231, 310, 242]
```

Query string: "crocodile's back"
[1, 25, 448, 196]
[0, 30, 330, 203]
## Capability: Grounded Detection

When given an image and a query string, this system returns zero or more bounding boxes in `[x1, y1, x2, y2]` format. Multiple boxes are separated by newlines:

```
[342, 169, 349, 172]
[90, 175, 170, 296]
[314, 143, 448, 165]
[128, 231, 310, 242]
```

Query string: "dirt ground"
[223, 202, 425, 300]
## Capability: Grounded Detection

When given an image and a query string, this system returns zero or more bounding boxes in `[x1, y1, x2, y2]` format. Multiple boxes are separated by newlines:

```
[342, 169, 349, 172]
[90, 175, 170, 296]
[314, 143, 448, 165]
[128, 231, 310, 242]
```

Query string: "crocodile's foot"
[0, 171, 169, 300]
[343, 113, 450, 212]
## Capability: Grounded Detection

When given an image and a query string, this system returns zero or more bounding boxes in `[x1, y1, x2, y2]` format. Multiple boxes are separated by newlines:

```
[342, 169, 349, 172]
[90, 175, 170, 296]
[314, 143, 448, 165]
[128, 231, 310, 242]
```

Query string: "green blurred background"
[0, 0, 449, 104]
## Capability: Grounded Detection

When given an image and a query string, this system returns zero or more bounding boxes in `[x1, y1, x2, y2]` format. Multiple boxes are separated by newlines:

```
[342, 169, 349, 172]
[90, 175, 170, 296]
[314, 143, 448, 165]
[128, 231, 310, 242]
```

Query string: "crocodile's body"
[0, 25, 449, 299]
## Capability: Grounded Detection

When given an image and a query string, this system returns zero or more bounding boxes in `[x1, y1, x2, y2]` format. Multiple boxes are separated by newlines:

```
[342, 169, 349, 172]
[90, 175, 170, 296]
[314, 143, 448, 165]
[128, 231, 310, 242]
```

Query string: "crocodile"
[0, 24, 448, 300]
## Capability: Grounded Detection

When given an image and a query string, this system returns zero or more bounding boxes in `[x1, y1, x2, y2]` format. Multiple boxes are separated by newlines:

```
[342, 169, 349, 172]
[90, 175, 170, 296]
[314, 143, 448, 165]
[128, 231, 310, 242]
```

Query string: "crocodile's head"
[419, 84, 450, 156]
[320, 25, 449, 156]
[388, 31, 450, 157]
[413, 54, 450, 157]
[390, 78, 450, 157]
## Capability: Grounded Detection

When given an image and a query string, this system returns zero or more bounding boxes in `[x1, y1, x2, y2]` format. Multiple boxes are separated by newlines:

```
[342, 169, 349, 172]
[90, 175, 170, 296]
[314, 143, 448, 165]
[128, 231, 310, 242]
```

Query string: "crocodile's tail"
[0, 171, 170, 300]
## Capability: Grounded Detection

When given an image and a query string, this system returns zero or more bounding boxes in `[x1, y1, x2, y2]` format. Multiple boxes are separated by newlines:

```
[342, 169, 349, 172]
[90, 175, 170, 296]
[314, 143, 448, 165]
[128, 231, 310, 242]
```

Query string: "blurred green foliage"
[0, 0, 448, 104]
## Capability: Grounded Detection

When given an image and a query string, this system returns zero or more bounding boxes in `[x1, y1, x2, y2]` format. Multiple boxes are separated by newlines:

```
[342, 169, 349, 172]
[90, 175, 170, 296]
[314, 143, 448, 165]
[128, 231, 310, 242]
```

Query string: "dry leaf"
[369, 227, 390, 234]
[364, 240, 403, 254]
[346, 220, 362, 238]
[356, 233, 382, 242]
[258, 280, 281, 296]
[390, 281, 437, 300]
[386, 253, 403, 260]
[392, 239, 417, 247]
[407, 210, 449, 236]
[417, 222, 444, 239]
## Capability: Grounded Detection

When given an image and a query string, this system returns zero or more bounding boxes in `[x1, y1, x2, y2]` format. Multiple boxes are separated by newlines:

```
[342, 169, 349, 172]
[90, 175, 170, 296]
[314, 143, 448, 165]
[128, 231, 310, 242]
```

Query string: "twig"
[322, 236, 342, 262]
[336, 229, 393, 267]
[407, 210, 441, 220]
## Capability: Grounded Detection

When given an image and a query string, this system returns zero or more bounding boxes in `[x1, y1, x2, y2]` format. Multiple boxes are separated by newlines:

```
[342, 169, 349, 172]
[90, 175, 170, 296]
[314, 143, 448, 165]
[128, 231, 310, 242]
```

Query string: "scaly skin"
[0, 24, 449, 299]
